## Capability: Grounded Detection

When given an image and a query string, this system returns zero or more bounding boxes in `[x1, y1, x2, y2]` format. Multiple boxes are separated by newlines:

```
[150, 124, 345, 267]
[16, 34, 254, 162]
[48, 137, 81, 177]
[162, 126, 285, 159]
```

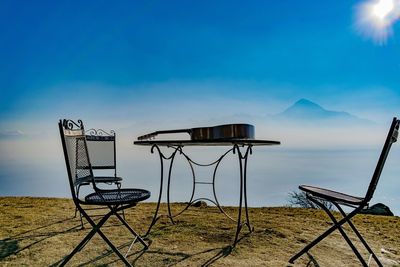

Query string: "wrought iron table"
[134, 139, 280, 246]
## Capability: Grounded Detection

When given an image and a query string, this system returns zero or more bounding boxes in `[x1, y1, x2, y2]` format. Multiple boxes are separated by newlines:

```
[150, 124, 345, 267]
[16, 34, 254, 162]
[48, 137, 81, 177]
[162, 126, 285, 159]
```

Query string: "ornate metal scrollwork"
[85, 128, 115, 136]
[62, 119, 83, 130]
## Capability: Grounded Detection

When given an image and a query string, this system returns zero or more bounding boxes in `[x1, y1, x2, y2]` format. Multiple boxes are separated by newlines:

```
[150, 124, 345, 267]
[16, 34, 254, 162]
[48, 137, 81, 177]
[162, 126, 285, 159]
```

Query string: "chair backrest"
[59, 119, 94, 200]
[365, 117, 399, 202]
[85, 128, 117, 177]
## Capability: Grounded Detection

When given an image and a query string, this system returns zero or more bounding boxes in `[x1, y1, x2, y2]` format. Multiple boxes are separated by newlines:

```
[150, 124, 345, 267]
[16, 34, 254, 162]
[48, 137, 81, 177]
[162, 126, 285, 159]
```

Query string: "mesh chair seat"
[85, 188, 151, 205]
[76, 176, 123, 186]
[300, 185, 364, 205]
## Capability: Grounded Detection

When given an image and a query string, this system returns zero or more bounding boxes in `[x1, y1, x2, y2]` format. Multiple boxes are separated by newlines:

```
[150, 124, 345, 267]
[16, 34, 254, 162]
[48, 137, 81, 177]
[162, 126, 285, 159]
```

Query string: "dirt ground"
[0, 197, 399, 266]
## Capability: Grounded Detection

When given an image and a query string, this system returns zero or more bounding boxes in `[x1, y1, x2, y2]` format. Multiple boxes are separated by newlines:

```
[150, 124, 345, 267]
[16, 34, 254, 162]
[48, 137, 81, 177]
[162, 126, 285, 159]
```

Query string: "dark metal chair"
[289, 117, 399, 267]
[74, 128, 124, 225]
[59, 119, 150, 266]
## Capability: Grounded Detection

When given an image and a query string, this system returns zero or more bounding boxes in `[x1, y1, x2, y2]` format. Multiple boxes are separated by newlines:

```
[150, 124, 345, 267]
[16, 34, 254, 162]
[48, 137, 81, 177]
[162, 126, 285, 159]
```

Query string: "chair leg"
[122, 210, 126, 220]
[61, 206, 136, 267]
[335, 204, 383, 267]
[60, 227, 98, 266]
[289, 200, 362, 264]
[95, 227, 133, 266]
[75, 185, 85, 229]
[84, 207, 135, 266]
[114, 210, 148, 249]
[74, 185, 81, 218]
[60, 207, 113, 266]
[312, 198, 368, 267]
[289, 220, 341, 263]
[79, 211, 84, 229]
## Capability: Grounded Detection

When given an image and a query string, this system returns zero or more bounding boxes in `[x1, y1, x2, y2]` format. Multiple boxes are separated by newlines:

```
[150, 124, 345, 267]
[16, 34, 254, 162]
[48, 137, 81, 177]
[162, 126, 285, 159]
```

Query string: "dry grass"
[0, 197, 399, 266]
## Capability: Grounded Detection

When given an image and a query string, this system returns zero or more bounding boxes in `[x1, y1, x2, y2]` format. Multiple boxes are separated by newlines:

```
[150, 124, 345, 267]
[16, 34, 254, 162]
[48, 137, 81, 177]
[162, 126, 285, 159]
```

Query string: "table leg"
[243, 145, 254, 232]
[145, 145, 179, 236]
[166, 150, 178, 224]
[232, 144, 253, 247]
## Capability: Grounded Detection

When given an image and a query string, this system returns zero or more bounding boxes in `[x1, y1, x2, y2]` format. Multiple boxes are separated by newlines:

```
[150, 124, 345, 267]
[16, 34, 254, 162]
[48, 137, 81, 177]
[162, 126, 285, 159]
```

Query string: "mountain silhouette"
[275, 98, 372, 124]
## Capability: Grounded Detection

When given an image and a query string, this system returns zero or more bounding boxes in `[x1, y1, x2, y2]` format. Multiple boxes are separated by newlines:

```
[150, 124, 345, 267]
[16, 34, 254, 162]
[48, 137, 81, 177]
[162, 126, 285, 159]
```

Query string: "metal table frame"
[134, 139, 280, 246]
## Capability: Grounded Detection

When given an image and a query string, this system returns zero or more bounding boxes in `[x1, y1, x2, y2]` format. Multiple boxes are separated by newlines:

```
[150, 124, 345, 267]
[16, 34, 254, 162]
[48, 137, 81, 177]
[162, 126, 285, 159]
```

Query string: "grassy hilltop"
[0, 197, 399, 266]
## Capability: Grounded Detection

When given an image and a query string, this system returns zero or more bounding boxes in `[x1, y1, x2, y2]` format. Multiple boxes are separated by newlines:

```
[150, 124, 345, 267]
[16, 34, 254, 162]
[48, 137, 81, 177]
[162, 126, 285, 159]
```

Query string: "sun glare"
[372, 0, 394, 19]
[354, 0, 400, 44]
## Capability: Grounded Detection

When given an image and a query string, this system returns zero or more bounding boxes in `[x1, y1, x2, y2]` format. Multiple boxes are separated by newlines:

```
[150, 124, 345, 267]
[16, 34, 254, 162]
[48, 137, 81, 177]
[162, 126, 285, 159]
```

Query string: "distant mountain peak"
[288, 98, 325, 113]
[276, 98, 364, 123]
[294, 98, 321, 107]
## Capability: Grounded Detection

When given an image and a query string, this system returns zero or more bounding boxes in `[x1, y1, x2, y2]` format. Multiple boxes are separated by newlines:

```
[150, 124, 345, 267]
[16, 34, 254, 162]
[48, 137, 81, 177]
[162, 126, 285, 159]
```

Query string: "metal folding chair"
[289, 117, 399, 267]
[59, 119, 150, 266]
[74, 128, 124, 226]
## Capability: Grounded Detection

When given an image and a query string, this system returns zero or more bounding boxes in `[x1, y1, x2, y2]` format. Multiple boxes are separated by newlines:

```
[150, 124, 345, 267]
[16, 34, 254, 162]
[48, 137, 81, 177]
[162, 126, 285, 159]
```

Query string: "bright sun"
[354, 0, 400, 44]
[372, 0, 394, 20]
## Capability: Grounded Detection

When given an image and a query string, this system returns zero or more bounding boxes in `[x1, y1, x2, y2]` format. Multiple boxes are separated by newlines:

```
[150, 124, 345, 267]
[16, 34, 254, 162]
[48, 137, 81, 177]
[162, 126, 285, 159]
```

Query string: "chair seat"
[76, 176, 123, 186]
[299, 185, 365, 205]
[85, 188, 151, 205]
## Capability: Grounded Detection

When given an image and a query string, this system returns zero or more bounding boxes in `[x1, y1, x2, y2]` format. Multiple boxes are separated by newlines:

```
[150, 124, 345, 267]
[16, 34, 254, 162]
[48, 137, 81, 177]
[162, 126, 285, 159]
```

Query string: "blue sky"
[1, 0, 400, 130]
[1, 1, 400, 212]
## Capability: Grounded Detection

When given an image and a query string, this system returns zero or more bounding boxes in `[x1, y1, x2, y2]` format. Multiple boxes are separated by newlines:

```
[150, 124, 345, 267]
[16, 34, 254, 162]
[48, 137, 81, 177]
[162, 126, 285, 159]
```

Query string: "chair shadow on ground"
[61, 230, 251, 267]
[157, 232, 251, 267]
[0, 239, 18, 259]
[63, 241, 234, 267]
[0, 216, 80, 261]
